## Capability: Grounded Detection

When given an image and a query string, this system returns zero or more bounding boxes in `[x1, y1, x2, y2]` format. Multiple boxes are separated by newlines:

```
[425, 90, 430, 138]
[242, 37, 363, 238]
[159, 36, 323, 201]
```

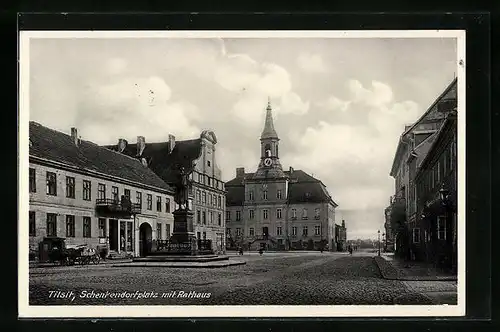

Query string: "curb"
[111, 261, 247, 269]
[373, 256, 457, 281]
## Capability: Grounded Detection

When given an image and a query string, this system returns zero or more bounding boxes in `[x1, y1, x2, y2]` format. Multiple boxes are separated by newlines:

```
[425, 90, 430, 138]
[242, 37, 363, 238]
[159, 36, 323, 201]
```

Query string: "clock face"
[264, 158, 272, 166]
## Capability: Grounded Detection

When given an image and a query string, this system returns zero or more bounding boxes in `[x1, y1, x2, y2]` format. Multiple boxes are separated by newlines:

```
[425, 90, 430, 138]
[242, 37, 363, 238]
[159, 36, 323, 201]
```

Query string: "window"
[263, 209, 269, 220]
[277, 190, 282, 199]
[436, 161, 441, 182]
[249, 209, 255, 220]
[203, 232, 206, 239]
[197, 173, 202, 183]
[212, 194, 216, 206]
[291, 209, 297, 219]
[437, 216, 447, 240]
[207, 160, 211, 167]
[292, 226, 297, 236]
[249, 190, 254, 201]
[66, 215, 75, 237]
[263, 190, 268, 200]
[209, 194, 213, 206]
[412, 228, 420, 243]
[156, 196, 162, 212]
[276, 208, 282, 219]
[98, 218, 106, 237]
[209, 211, 213, 224]
[136, 192, 142, 208]
[277, 226, 282, 236]
[207, 177, 211, 186]
[302, 208, 308, 219]
[165, 198, 170, 213]
[46, 172, 57, 195]
[29, 211, 36, 236]
[29, 168, 36, 193]
[166, 224, 171, 238]
[83, 180, 91, 201]
[83, 217, 91, 238]
[226, 210, 231, 221]
[249, 228, 255, 236]
[147, 194, 153, 210]
[66, 176, 75, 198]
[202, 211, 206, 224]
[315, 208, 320, 219]
[302, 226, 308, 236]
[236, 211, 241, 221]
[315, 225, 321, 235]
[202, 192, 207, 204]
[124, 189, 131, 199]
[196, 190, 201, 203]
[218, 213, 222, 226]
[112, 186, 119, 202]
[236, 228, 242, 236]
[97, 183, 106, 200]
[157, 223, 162, 240]
[218, 196, 221, 208]
[197, 210, 201, 223]
[46, 213, 57, 236]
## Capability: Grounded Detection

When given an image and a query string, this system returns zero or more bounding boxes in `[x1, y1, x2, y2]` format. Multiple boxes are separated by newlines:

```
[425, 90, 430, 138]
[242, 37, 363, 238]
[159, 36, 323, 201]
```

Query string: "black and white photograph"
[19, 30, 465, 317]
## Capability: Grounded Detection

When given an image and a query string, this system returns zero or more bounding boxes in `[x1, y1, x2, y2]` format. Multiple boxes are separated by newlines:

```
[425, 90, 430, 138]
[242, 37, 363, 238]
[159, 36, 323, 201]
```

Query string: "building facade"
[105, 131, 226, 254]
[225, 100, 339, 251]
[28, 122, 175, 261]
[335, 220, 347, 251]
[388, 78, 457, 261]
[414, 109, 457, 270]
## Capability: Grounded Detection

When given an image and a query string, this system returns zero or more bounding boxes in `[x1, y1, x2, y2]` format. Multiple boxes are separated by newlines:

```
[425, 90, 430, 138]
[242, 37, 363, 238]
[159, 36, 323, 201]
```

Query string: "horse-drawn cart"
[44, 238, 100, 266]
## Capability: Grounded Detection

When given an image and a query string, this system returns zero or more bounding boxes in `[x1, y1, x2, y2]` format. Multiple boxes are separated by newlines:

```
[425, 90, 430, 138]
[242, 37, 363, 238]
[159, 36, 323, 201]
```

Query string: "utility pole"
[378, 230, 381, 257]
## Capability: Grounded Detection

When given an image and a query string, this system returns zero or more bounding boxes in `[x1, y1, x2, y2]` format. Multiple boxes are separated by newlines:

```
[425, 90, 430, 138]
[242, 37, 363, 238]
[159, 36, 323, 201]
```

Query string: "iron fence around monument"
[152, 239, 213, 253]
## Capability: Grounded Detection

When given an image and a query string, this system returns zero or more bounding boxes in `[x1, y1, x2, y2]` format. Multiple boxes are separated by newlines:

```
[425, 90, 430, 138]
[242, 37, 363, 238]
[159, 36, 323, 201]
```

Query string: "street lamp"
[439, 183, 450, 204]
[377, 230, 381, 256]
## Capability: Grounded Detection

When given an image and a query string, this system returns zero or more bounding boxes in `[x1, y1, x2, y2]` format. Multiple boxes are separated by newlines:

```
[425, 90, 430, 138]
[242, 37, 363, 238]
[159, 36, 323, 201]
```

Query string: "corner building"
[225, 101, 339, 251]
[28, 122, 175, 260]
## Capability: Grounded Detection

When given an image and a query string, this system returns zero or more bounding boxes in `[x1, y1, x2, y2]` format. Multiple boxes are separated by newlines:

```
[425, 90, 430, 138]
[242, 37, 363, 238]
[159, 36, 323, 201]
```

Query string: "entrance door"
[109, 219, 118, 251]
[262, 227, 269, 240]
[139, 223, 152, 257]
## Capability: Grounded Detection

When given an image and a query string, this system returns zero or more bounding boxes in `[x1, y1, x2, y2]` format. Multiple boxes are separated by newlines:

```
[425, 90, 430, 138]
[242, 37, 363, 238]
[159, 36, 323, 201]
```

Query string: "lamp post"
[382, 233, 386, 252]
[377, 230, 381, 256]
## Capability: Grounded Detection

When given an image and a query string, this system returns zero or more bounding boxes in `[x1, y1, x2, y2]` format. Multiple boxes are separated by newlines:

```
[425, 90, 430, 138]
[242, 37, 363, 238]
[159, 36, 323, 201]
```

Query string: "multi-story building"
[104, 130, 226, 254]
[414, 107, 457, 271]
[388, 78, 457, 260]
[225, 100, 338, 251]
[28, 122, 175, 260]
[335, 220, 347, 251]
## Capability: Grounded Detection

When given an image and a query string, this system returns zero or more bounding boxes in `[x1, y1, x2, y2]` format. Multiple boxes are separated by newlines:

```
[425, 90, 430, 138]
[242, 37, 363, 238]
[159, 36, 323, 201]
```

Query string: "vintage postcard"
[18, 30, 465, 318]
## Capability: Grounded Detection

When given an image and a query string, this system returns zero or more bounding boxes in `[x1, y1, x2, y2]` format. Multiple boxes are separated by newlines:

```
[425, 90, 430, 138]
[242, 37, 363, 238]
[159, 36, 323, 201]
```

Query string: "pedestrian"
[239, 246, 243, 255]
[259, 248, 263, 256]
[348, 245, 353, 255]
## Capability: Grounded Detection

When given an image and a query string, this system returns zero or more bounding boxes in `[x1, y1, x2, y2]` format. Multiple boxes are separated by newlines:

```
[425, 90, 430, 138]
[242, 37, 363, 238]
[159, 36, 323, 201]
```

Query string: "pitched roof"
[225, 169, 337, 206]
[29, 121, 173, 192]
[104, 139, 203, 185]
[261, 100, 279, 140]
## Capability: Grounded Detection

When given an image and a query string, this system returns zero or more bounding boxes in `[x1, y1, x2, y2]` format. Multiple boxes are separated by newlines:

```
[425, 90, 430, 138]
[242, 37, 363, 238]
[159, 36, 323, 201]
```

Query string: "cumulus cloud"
[297, 52, 329, 73]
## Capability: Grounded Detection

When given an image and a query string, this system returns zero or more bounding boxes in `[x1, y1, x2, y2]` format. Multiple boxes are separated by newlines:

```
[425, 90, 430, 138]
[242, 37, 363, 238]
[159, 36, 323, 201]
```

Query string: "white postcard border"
[18, 29, 466, 318]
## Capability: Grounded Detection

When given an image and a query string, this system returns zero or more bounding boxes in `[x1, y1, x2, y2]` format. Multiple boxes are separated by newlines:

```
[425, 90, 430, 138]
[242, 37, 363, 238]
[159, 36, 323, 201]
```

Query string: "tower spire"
[261, 98, 278, 140]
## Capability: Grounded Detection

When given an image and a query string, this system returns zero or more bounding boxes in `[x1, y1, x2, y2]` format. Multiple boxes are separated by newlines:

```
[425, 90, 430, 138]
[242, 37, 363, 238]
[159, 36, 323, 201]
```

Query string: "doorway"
[139, 222, 152, 257]
[262, 227, 269, 239]
[109, 219, 118, 251]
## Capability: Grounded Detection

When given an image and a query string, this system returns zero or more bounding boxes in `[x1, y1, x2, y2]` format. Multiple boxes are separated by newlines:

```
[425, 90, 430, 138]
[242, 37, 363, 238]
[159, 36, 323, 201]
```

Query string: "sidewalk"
[374, 253, 457, 281]
[30, 258, 132, 268]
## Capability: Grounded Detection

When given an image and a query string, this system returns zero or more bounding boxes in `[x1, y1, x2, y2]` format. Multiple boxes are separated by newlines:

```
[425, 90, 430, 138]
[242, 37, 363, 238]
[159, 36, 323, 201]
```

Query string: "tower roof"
[260, 98, 279, 140]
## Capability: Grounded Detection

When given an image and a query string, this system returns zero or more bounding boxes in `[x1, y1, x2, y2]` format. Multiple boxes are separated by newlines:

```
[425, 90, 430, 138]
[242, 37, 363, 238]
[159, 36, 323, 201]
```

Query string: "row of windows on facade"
[229, 225, 323, 237]
[227, 208, 321, 221]
[196, 210, 223, 227]
[195, 190, 224, 209]
[406, 141, 455, 215]
[28, 211, 172, 240]
[410, 216, 448, 244]
[194, 171, 224, 190]
[29, 169, 172, 212]
[246, 189, 284, 201]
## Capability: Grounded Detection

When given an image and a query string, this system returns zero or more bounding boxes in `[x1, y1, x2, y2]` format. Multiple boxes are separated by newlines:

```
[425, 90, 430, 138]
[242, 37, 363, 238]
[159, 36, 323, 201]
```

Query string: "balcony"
[95, 198, 141, 217]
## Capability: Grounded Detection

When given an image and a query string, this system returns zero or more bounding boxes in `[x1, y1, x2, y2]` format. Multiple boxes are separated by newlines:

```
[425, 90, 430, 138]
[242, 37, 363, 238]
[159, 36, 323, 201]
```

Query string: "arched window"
[264, 143, 271, 157]
[276, 145, 279, 157]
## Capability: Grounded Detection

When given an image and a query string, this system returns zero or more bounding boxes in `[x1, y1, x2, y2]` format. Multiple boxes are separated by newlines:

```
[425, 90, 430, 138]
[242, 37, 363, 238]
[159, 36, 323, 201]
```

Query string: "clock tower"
[253, 98, 286, 180]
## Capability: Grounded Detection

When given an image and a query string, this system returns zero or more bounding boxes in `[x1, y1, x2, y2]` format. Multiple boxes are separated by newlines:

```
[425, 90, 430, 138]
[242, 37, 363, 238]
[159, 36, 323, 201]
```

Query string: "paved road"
[29, 252, 436, 305]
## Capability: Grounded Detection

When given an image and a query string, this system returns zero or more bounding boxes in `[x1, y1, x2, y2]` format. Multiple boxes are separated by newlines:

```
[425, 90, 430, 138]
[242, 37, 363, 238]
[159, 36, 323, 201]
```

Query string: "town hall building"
[225, 100, 340, 251]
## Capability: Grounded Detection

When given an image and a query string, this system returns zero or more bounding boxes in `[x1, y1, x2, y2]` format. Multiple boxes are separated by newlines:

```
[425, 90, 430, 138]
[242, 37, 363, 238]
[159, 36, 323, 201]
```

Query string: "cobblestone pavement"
[29, 252, 435, 305]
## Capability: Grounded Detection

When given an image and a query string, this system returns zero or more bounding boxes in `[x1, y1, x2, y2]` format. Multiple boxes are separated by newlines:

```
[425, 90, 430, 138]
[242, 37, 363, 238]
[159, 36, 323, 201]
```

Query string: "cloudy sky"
[28, 35, 457, 239]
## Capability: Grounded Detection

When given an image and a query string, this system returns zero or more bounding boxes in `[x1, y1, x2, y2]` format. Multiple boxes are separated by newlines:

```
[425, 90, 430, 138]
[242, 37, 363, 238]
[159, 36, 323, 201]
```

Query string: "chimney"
[168, 134, 176, 153]
[289, 166, 294, 174]
[117, 138, 128, 153]
[71, 127, 78, 147]
[137, 136, 146, 157]
[236, 167, 245, 178]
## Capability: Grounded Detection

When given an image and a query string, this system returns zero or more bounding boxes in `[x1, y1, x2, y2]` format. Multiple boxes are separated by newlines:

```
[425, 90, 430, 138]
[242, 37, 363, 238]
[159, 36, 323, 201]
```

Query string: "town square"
[22, 32, 461, 310]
